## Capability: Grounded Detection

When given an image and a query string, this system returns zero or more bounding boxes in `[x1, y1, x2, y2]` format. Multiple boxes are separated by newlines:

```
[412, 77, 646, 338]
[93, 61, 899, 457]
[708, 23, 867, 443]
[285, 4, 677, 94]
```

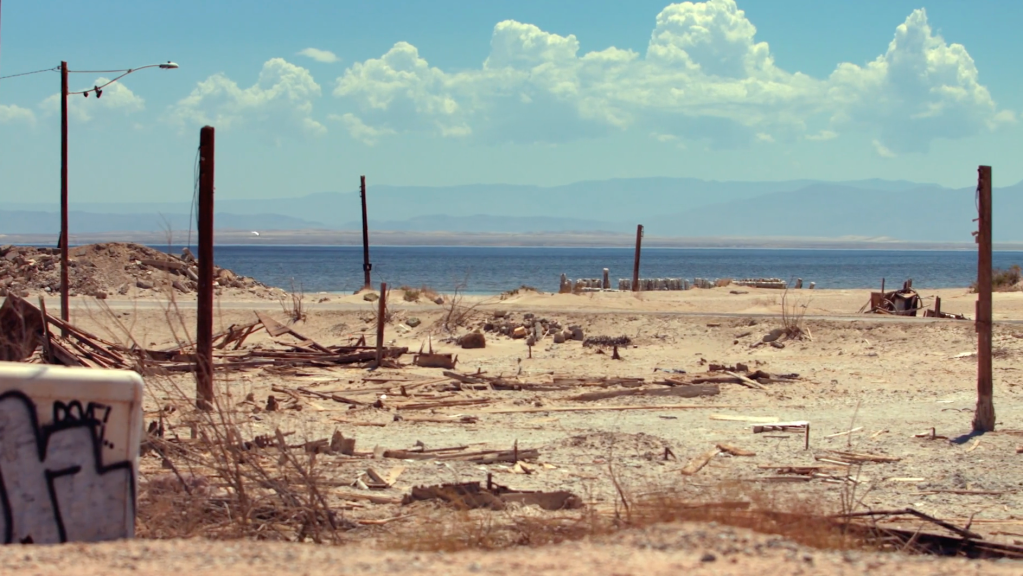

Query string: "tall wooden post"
[360, 175, 372, 291]
[196, 126, 216, 409]
[631, 225, 643, 292]
[973, 165, 994, 432]
[375, 282, 387, 365]
[59, 61, 69, 334]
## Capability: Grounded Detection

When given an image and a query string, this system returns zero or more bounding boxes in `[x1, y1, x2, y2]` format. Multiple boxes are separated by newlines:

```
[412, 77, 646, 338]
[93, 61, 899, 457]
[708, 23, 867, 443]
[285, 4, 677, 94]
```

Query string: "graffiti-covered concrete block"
[0, 362, 143, 544]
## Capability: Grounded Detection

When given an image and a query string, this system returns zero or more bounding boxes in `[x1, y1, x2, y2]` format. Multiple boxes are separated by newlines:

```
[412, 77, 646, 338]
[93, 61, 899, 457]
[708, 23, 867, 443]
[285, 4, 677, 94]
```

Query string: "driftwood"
[482, 403, 736, 414]
[566, 384, 719, 402]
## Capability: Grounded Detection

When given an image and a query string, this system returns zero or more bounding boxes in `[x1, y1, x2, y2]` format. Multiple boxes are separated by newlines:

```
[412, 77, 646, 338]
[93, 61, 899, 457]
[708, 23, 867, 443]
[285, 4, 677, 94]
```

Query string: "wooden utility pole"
[196, 126, 216, 409]
[375, 282, 387, 365]
[360, 175, 372, 291]
[973, 165, 995, 432]
[59, 61, 69, 334]
[631, 225, 643, 292]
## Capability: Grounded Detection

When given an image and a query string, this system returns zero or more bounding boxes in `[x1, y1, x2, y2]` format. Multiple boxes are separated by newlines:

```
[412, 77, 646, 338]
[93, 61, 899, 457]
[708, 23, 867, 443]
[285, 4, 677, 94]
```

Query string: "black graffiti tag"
[0, 391, 135, 544]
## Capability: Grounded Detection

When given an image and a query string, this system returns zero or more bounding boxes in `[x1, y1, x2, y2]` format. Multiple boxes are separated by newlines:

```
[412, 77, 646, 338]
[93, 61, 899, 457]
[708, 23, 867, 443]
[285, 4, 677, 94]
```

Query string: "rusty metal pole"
[631, 225, 643, 292]
[375, 282, 387, 365]
[59, 61, 69, 334]
[196, 126, 216, 410]
[360, 175, 372, 291]
[973, 165, 995, 432]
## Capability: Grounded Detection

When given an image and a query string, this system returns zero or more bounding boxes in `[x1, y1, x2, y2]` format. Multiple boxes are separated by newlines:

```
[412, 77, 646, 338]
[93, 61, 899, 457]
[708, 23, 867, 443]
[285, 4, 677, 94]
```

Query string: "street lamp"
[59, 61, 178, 328]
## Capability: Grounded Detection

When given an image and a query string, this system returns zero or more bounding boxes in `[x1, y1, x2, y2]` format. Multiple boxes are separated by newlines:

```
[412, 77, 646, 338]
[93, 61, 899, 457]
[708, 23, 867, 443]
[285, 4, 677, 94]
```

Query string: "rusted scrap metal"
[404, 477, 582, 511]
[413, 336, 457, 369]
[922, 295, 969, 320]
[863, 279, 923, 316]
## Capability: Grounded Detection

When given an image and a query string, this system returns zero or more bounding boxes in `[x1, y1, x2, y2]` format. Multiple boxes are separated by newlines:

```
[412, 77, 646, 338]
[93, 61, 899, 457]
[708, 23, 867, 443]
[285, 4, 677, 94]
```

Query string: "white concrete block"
[0, 362, 143, 544]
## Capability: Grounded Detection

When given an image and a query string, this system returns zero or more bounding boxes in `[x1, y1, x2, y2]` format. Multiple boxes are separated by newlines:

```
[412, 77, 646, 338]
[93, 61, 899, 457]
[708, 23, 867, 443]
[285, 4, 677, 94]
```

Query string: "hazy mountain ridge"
[2, 177, 1020, 241]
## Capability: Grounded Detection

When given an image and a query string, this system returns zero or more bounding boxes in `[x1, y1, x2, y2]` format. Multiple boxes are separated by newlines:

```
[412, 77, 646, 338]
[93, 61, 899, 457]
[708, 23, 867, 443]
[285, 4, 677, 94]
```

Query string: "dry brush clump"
[84, 298, 346, 542]
[137, 376, 347, 542]
[971, 264, 1022, 293]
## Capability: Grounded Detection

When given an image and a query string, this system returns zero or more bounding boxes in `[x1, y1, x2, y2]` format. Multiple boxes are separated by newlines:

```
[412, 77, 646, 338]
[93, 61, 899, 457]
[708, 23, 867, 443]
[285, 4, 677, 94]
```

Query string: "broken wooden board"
[681, 447, 721, 475]
[566, 384, 719, 402]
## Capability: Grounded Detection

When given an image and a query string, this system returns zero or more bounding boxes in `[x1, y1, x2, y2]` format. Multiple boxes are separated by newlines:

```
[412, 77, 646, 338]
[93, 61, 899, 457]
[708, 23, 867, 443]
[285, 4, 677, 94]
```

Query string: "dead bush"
[971, 264, 1021, 293]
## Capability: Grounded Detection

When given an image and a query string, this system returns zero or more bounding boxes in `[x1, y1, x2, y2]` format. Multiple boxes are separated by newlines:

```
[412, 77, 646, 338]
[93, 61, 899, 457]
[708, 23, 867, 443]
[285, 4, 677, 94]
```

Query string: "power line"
[0, 66, 59, 80]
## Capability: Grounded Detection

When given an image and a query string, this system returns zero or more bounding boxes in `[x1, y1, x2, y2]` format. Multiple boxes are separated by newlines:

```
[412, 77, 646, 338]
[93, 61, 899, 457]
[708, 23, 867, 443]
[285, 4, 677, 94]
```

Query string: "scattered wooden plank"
[566, 384, 719, 402]
[681, 447, 721, 475]
[723, 371, 766, 390]
[711, 414, 780, 423]
[480, 403, 736, 414]
[825, 427, 864, 439]
[717, 443, 756, 457]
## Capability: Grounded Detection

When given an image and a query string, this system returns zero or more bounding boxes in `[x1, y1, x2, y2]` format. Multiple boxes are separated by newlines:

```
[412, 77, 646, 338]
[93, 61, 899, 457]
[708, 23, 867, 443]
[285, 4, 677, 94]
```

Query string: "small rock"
[553, 332, 566, 344]
[770, 341, 785, 349]
[406, 317, 421, 328]
[511, 326, 528, 339]
[700, 552, 717, 563]
[570, 327, 585, 341]
[135, 280, 153, 290]
[459, 332, 486, 349]
[363, 292, 379, 302]
[762, 328, 785, 343]
[433, 296, 444, 305]
[493, 310, 508, 318]
[94, 291, 107, 300]
[172, 281, 188, 293]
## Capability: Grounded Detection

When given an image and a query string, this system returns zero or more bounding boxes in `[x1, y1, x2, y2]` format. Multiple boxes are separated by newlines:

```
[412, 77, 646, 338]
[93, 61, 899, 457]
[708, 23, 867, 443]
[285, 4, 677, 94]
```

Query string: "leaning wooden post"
[632, 225, 643, 292]
[196, 126, 216, 410]
[375, 282, 387, 365]
[973, 165, 995, 432]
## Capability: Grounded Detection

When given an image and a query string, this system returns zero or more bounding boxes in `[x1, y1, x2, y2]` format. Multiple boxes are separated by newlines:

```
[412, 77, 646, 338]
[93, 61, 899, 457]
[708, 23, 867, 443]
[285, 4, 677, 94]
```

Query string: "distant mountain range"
[2, 177, 1020, 242]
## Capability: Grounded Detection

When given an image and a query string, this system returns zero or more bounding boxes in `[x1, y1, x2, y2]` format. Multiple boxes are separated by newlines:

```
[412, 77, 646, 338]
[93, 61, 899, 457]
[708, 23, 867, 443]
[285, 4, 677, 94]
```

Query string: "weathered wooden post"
[632, 225, 643, 292]
[360, 176, 372, 291]
[973, 165, 995, 432]
[196, 126, 215, 409]
[602, 268, 610, 290]
[375, 282, 387, 365]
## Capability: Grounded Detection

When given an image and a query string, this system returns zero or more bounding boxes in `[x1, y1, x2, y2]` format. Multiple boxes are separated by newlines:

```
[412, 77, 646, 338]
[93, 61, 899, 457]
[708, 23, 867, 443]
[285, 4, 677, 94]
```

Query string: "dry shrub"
[715, 278, 733, 288]
[87, 296, 345, 542]
[971, 264, 1021, 293]
[440, 275, 487, 332]
[278, 279, 306, 323]
[137, 378, 345, 542]
[781, 288, 811, 339]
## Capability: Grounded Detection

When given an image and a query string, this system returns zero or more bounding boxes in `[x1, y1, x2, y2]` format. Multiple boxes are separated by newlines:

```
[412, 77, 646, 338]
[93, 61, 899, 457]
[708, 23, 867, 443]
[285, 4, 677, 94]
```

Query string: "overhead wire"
[0, 66, 59, 80]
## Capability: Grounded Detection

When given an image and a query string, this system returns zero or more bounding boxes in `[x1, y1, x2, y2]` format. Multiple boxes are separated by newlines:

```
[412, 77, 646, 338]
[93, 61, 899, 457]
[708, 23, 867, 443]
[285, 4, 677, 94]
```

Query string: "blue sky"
[0, 0, 1020, 206]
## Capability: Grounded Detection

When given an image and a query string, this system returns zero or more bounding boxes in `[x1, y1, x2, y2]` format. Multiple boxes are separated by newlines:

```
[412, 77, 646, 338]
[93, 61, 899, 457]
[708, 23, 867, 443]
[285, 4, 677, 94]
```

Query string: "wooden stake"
[974, 165, 995, 432]
[376, 282, 387, 365]
[632, 225, 643, 292]
[196, 126, 216, 410]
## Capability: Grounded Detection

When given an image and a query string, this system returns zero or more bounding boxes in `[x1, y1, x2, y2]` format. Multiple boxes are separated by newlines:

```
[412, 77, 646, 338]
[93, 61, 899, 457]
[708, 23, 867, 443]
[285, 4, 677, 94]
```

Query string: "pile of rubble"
[0, 242, 285, 300]
[480, 311, 584, 344]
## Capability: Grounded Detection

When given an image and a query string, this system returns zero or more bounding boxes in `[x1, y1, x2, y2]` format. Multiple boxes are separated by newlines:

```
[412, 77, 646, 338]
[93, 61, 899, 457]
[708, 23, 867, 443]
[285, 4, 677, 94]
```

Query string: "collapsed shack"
[0, 294, 407, 373]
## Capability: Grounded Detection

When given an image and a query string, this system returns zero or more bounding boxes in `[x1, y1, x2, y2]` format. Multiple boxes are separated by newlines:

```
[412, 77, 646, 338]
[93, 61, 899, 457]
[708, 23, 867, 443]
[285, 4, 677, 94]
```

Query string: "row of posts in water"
[560, 270, 814, 292]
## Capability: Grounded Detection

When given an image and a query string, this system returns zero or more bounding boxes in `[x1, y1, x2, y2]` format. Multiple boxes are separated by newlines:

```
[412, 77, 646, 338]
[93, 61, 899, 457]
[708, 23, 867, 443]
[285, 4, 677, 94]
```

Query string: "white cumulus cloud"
[297, 48, 340, 64]
[329, 112, 395, 145]
[170, 58, 325, 135]
[329, 1, 1010, 152]
[0, 104, 35, 125]
[40, 78, 145, 122]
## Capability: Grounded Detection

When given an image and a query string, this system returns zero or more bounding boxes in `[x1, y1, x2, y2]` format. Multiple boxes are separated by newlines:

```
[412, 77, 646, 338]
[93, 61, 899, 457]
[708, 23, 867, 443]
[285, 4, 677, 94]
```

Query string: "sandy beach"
[4, 278, 1023, 574]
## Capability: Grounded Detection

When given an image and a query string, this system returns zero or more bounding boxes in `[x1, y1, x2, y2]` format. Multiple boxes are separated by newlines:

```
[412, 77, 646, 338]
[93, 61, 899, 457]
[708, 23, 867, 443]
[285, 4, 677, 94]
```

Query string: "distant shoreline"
[3, 229, 1022, 251]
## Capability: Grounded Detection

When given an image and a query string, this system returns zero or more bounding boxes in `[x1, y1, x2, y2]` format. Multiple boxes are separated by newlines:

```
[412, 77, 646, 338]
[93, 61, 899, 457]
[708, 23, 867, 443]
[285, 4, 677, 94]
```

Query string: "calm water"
[151, 245, 1022, 294]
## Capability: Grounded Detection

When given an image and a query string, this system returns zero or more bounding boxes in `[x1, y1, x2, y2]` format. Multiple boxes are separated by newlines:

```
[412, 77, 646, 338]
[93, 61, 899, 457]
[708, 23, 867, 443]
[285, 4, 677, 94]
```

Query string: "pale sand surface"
[7, 286, 1023, 574]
